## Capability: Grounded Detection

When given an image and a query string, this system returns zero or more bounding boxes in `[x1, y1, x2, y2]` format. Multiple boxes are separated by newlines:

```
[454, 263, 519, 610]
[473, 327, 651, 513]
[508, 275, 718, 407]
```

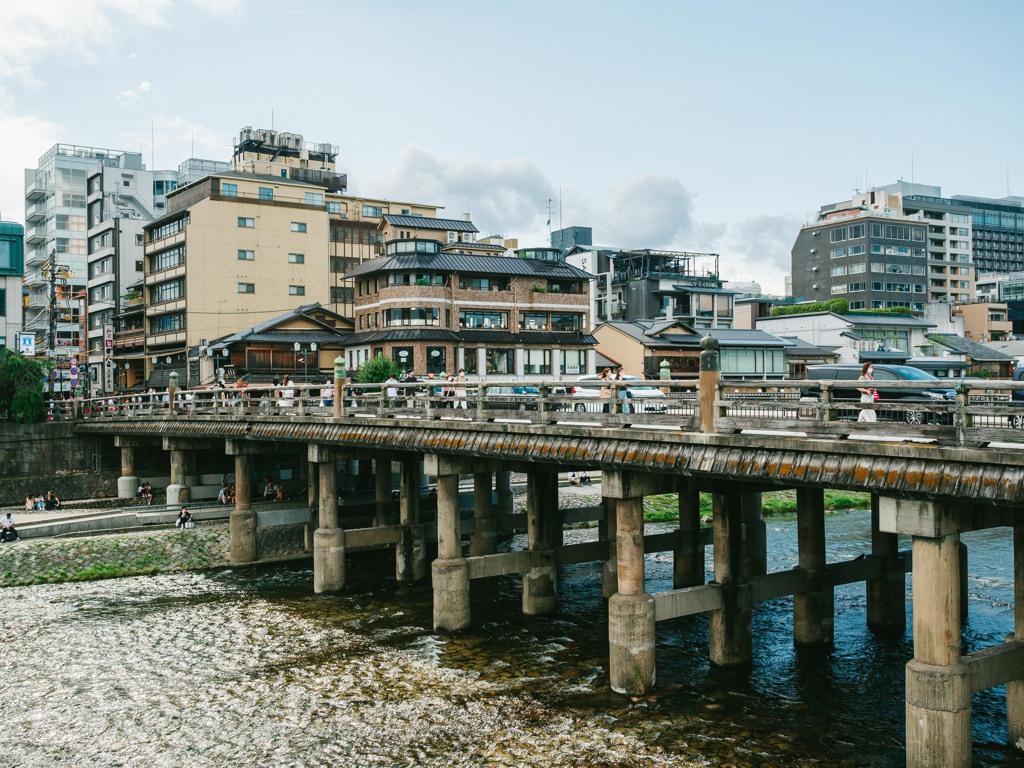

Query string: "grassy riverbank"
[643, 489, 870, 522]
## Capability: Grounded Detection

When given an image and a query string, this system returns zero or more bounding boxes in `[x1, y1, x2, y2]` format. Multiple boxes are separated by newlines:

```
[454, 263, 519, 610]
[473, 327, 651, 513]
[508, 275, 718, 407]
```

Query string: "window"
[830, 228, 847, 243]
[550, 313, 582, 331]
[149, 245, 185, 272]
[523, 349, 551, 375]
[304, 192, 324, 207]
[237, 249, 255, 261]
[426, 347, 446, 374]
[151, 312, 185, 333]
[459, 276, 507, 291]
[258, 187, 273, 201]
[327, 202, 341, 214]
[561, 349, 586, 375]
[486, 348, 515, 375]
[222, 183, 238, 197]
[385, 307, 439, 326]
[520, 313, 548, 330]
[238, 217, 254, 228]
[830, 247, 846, 259]
[289, 285, 305, 296]
[849, 282, 866, 292]
[238, 283, 255, 294]
[849, 244, 866, 256]
[393, 347, 414, 372]
[459, 310, 508, 329]
[831, 284, 847, 294]
[831, 266, 847, 277]
[362, 204, 383, 218]
[849, 263, 866, 274]
[150, 278, 184, 304]
[291, 222, 307, 233]
[288, 253, 305, 264]
[330, 286, 354, 303]
[848, 224, 864, 239]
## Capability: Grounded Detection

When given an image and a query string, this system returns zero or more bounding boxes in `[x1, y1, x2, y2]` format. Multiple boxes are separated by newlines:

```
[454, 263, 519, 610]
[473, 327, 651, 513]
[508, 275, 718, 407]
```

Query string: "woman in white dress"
[857, 362, 877, 423]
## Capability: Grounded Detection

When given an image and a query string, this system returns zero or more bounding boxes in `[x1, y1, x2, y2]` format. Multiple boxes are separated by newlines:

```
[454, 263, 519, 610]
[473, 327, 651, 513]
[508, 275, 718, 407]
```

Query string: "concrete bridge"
[63, 346, 1024, 768]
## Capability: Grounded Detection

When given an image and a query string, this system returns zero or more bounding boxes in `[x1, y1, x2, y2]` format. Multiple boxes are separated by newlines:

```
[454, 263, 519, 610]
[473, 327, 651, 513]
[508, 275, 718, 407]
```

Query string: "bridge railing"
[71, 377, 1024, 447]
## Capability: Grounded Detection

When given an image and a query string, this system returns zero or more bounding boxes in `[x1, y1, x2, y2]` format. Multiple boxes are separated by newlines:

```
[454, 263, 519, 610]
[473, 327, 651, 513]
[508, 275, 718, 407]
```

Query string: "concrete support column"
[357, 459, 374, 492]
[305, 460, 319, 554]
[523, 471, 558, 616]
[470, 472, 497, 556]
[396, 458, 426, 584]
[495, 470, 514, 517]
[674, 479, 704, 589]
[709, 489, 752, 667]
[375, 458, 393, 527]
[432, 470, 469, 631]
[229, 452, 257, 564]
[1008, 525, 1024, 748]
[877, 496, 970, 767]
[906, 530, 970, 768]
[608, 493, 655, 694]
[599, 497, 618, 599]
[117, 443, 138, 499]
[793, 488, 833, 646]
[166, 448, 191, 505]
[741, 491, 767, 579]
[310, 445, 344, 594]
[867, 494, 905, 631]
[476, 348, 487, 378]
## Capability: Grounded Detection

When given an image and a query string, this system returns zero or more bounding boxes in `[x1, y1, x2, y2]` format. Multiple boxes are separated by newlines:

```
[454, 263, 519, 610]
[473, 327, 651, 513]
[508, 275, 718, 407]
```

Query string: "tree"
[0, 349, 48, 423]
[356, 354, 402, 383]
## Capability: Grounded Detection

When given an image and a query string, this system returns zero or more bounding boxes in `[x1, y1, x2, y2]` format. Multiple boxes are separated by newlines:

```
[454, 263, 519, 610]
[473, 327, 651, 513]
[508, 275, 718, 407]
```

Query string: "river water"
[4, 510, 1024, 767]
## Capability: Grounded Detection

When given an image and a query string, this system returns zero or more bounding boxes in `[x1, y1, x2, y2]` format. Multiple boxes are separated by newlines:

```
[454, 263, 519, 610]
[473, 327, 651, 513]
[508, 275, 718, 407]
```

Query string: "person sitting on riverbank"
[35, 494, 45, 511]
[175, 507, 194, 529]
[44, 491, 61, 510]
[1, 512, 17, 542]
[218, 483, 229, 505]
[24, 496, 34, 511]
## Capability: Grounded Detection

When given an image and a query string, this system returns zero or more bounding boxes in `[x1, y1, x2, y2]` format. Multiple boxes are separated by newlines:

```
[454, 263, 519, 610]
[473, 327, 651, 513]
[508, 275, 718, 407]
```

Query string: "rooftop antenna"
[558, 187, 563, 232]
[545, 198, 553, 231]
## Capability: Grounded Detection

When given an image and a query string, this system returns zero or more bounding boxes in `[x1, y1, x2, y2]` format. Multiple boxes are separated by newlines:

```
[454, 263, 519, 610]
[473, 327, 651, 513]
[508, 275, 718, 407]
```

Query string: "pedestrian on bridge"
[857, 362, 877, 423]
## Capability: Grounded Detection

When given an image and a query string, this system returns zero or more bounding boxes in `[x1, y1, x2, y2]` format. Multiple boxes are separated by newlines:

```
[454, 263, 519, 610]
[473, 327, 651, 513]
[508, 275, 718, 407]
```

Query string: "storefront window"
[426, 347, 446, 375]
[392, 347, 413, 373]
[486, 348, 514, 375]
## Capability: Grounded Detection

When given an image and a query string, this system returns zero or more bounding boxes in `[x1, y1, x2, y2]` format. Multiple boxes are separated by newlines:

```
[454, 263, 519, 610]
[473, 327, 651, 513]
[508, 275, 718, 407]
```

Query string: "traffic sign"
[70, 357, 78, 366]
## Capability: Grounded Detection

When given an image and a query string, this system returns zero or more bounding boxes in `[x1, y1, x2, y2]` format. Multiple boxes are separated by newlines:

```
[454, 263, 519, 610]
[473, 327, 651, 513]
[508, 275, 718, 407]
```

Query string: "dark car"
[804, 364, 956, 424]
[1009, 367, 1024, 428]
[484, 385, 540, 411]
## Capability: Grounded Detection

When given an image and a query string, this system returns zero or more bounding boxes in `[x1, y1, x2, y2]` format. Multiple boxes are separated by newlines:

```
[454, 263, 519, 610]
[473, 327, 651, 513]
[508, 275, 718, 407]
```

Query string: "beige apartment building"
[343, 240, 597, 378]
[140, 128, 437, 384]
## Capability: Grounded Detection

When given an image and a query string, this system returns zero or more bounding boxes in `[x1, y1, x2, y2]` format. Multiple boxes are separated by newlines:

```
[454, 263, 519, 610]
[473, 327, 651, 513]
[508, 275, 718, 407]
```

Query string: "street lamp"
[294, 341, 318, 382]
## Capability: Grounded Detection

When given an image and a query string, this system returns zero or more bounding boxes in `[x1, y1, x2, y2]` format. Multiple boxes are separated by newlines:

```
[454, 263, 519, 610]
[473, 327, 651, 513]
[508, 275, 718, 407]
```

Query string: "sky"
[1, 0, 1022, 295]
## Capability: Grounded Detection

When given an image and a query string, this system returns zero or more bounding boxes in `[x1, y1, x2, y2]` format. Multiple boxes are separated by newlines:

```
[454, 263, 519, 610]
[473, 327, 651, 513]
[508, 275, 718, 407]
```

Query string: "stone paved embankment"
[0, 522, 306, 587]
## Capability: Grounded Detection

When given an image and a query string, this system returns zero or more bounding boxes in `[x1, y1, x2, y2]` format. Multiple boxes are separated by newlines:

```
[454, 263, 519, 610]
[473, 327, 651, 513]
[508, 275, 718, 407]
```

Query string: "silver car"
[571, 375, 667, 413]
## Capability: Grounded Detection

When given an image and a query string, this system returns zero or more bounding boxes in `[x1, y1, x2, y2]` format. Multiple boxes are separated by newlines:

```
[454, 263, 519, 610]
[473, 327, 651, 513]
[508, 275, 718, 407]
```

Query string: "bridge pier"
[600, 497, 617, 599]
[794, 488, 834, 646]
[432, 463, 470, 631]
[375, 458, 394, 526]
[1008, 526, 1024, 748]
[674, 479, 704, 589]
[709, 488, 752, 667]
[605, 470, 657, 694]
[523, 471, 558, 616]
[225, 440, 259, 564]
[310, 445, 345, 593]
[305, 460, 318, 554]
[881, 498, 970, 768]
[496, 470, 513, 518]
[867, 495, 906, 631]
[163, 438, 192, 505]
[114, 437, 140, 499]
[470, 472, 497, 557]
[396, 457, 426, 584]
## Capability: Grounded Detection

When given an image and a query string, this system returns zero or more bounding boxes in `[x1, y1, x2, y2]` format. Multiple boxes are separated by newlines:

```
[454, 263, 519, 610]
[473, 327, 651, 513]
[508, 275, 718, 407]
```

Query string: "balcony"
[25, 180, 44, 200]
[26, 203, 45, 222]
[114, 329, 145, 350]
[25, 226, 44, 244]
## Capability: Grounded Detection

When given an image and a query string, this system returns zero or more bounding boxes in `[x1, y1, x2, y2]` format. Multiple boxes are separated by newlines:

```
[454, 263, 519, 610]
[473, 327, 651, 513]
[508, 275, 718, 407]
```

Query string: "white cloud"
[117, 80, 153, 106]
[0, 110, 61, 223]
[365, 145, 795, 294]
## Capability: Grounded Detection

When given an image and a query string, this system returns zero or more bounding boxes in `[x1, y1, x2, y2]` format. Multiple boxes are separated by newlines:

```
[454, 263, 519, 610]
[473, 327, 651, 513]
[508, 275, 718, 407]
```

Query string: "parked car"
[1008, 366, 1024, 428]
[484, 385, 540, 411]
[571, 375, 667, 413]
[804, 364, 955, 424]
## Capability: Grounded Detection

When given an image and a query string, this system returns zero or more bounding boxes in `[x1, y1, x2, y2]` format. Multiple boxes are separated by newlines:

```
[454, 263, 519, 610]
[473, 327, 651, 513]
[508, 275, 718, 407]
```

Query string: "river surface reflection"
[4, 510, 1024, 767]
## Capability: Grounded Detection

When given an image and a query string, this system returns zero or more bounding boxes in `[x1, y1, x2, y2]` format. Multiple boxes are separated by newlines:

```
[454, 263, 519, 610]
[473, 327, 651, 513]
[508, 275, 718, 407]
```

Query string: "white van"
[571, 375, 667, 413]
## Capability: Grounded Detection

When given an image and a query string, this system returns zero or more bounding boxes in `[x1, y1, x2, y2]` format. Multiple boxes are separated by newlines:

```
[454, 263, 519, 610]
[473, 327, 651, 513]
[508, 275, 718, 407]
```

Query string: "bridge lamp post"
[294, 341, 317, 383]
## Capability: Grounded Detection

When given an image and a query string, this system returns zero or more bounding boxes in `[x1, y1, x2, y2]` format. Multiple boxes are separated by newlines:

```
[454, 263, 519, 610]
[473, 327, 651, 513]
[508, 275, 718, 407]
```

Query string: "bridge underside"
[76, 416, 1024, 507]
